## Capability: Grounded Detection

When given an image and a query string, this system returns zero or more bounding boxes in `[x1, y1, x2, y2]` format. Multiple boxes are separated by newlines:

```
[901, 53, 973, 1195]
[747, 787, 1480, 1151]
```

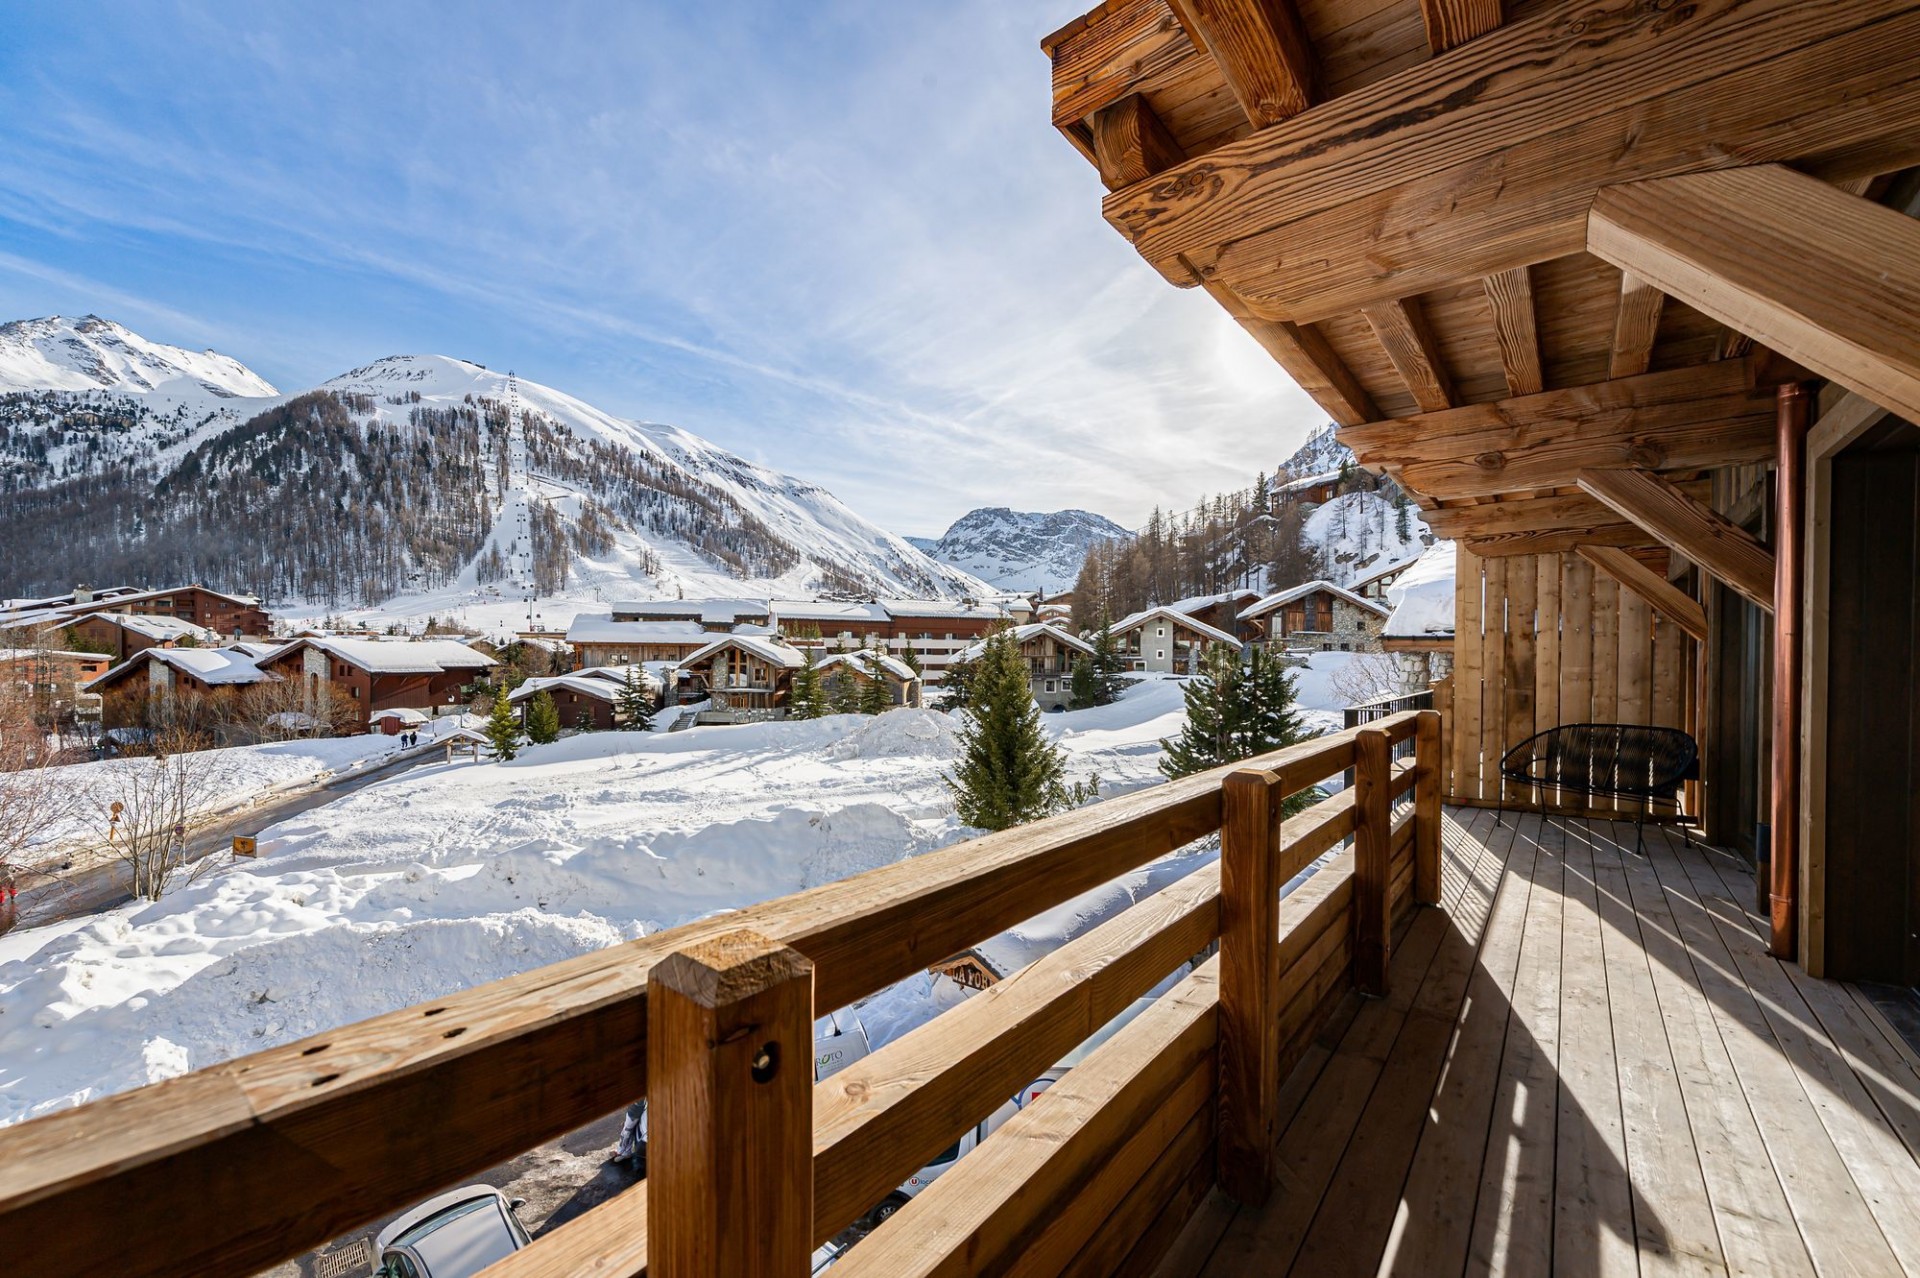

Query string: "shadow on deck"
[1161, 809, 1920, 1277]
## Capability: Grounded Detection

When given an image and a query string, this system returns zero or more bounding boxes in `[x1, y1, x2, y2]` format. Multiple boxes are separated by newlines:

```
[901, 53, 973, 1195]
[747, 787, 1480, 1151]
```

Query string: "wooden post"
[1770, 384, 1809, 960]
[1413, 710, 1443, 906]
[1217, 767, 1280, 1206]
[648, 930, 814, 1278]
[1354, 728, 1393, 996]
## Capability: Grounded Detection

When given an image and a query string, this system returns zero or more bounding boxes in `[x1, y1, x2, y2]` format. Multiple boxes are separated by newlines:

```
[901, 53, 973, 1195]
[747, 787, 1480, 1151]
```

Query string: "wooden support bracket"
[1576, 546, 1709, 643]
[1577, 467, 1775, 612]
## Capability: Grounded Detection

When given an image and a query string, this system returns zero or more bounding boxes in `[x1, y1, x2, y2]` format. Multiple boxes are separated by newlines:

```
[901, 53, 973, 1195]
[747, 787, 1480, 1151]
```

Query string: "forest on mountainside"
[1069, 451, 1416, 627]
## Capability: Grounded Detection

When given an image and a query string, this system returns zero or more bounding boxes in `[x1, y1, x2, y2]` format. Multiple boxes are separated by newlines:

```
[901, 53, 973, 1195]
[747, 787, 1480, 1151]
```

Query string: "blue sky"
[0, 1, 1325, 536]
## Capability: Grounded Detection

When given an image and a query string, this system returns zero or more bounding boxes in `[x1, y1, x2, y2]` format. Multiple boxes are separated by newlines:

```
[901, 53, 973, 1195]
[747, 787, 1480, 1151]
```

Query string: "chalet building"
[0, 584, 270, 641]
[814, 650, 923, 709]
[510, 668, 659, 732]
[1240, 581, 1390, 652]
[675, 634, 807, 723]
[61, 612, 220, 661]
[1349, 555, 1422, 605]
[88, 646, 278, 729]
[1158, 587, 1266, 641]
[1109, 606, 1241, 675]
[18, 11, 1920, 1278]
[0, 647, 112, 697]
[1276, 469, 1341, 505]
[608, 598, 773, 631]
[773, 597, 1013, 682]
[957, 622, 1094, 711]
[565, 616, 715, 667]
[1378, 542, 1457, 687]
[255, 637, 494, 729]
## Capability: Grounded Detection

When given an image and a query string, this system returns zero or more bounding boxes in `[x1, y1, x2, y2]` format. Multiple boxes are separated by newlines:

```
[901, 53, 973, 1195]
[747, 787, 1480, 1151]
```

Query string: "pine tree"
[900, 640, 923, 678]
[1069, 655, 1097, 710]
[940, 653, 977, 711]
[617, 667, 655, 730]
[1090, 617, 1128, 706]
[857, 651, 893, 715]
[485, 685, 520, 761]
[1393, 487, 1412, 542]
[1158, 646, 1315, 808]
[946, 630, 1094, 831]
[829, 657, 860, 715]
[790, 649, 825, 719]
[526, 690, 561, 744]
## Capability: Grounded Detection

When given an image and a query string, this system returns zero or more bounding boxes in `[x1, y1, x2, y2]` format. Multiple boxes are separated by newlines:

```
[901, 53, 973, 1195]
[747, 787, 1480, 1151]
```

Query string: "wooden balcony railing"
[0, 710, 1443, 1278]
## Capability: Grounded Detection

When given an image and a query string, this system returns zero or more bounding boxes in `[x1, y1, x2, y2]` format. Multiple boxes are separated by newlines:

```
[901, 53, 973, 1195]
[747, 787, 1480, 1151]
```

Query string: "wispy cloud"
[0, 1, 1326, 534]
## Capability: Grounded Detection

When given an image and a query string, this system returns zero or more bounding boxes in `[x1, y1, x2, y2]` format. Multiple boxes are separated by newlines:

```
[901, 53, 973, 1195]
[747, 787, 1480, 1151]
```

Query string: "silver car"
[375, 1185, 530, 1278]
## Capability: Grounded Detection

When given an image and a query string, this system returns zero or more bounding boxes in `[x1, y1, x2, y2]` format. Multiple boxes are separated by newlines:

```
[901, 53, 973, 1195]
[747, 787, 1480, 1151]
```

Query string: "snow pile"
[1384, 540, 1457, 639]
[0, 684, 1186, 1123]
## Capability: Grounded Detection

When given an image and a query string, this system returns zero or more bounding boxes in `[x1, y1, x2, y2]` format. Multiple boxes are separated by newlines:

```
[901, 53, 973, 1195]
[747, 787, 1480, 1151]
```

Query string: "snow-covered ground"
[0, 665, 1361, 1126]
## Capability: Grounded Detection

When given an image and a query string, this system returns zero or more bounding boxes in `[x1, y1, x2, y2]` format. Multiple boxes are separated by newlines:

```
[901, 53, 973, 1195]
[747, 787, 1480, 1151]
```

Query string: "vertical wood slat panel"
[1480, 556, 1509, 802]
[1534, 555, 1562, 809]
[1562, 554, 1595, 727]
[1501, 558, 1538, 805]
[1453, 547, 1483, 802]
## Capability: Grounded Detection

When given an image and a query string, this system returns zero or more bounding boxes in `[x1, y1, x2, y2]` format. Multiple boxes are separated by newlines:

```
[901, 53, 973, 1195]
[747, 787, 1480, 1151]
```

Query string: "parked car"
[375, 1185, 529, 1278]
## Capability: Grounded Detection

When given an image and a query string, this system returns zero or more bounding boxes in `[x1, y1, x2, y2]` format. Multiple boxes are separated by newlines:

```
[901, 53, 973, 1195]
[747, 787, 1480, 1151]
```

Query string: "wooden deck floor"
[1160, 808, 1920, 1278]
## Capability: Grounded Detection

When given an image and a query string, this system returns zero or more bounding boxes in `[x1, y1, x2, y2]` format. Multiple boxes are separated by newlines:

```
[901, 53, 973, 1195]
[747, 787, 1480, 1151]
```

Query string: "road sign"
[232, 835, 258, 857]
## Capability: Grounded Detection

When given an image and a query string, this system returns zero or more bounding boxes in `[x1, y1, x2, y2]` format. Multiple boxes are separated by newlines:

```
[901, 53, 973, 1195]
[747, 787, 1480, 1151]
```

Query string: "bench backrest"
[1500, 723, 1698, 798]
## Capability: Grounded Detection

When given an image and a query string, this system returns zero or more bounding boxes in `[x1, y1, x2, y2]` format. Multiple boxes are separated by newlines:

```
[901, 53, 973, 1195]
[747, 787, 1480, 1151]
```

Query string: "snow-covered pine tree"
[946, 630, 1094, 831]
[526, 691, 561, 744]
[618, 667, 655, 730]
[857, 650, 893, 715]
[485, 685, 520, 760]
[1090, 617, 1128, 706]
[790, 649, 825, 719]
[1159, 645, 1241, 780]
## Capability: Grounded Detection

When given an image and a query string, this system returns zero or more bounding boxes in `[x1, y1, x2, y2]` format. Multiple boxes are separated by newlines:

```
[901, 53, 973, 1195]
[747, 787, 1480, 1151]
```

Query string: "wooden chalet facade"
[1240, 580, 1389, 651]
[1110, 605, 1241, 674]
[675, 634, 807, 722]
[254, 637, 494, 730]
[958, 622, 1096, 710]
[6, 8, 1920, 1278]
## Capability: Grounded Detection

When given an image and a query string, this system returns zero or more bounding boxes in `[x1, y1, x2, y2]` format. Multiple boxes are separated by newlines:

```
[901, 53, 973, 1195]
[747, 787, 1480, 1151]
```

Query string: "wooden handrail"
[0, 711, 1431, 1278]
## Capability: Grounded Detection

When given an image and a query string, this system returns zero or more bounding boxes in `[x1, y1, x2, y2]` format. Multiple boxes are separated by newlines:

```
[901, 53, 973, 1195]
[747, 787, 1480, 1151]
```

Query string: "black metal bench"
[1497, 723, 1699, 852]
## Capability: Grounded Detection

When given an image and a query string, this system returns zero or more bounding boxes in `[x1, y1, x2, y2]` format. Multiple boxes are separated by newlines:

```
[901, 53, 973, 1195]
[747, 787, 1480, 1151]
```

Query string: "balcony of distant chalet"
[8, 1, 1920, 1275]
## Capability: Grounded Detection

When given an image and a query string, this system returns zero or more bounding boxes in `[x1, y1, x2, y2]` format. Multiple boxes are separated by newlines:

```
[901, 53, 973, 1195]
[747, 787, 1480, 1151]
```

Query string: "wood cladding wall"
[1448, 547, 1693, 810]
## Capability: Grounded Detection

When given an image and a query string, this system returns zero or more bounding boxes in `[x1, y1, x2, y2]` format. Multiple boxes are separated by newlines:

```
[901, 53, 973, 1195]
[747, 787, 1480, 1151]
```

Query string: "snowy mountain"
[917, 506, 1131, 594]
[0, 323, 988, 612]
[1278, 422, 1352, 480]
[1306, 490, 1431, 584]
[0, 315, 276, 398]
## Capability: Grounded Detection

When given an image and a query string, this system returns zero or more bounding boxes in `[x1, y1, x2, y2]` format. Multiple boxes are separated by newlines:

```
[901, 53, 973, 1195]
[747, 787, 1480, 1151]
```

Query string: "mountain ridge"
[918, 506, 1132, 594]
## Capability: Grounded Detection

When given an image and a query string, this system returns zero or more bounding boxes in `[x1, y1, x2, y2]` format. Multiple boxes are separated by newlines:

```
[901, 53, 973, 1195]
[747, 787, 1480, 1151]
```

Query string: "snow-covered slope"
[0, 315, 275, 398]
[919, 506, 1131, 594]
[1278, 422, 1351, 479]
[1305, 490, 1432, 584]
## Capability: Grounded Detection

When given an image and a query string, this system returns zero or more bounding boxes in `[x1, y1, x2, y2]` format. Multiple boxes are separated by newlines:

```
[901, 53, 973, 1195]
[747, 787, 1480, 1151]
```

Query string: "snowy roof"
[508, 673, 646, 704]
[572, 665, 652, 685]
[0, 648, 106, 663]
[609, 599, 772, 624]
[680, 634, 809, 670]
[770, 599, 891, 624]
[1163, 588, 1264, 616]
[1350, 554, 1425, 590]
[90, 646, 276, 690]
[223, 640, 285, 659]
[94, 613, 222, 643]
[1239, 580, 1391, 621]
[955, 622, 1094, 663]
[273, 636, 495, 674]
[875, 597, 1010, 621]
[1384, 541, 1458, 640]
[1277, 469, 1343, 494]
[565, 616, 713, 646]
[815, 651, 919, 682]
[1110, 606, 1242, 647]
[369, 707, 429, 724]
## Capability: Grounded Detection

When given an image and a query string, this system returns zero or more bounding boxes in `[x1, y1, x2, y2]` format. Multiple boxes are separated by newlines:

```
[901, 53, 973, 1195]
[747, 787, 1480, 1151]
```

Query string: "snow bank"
[1385, 540, 1457, 639]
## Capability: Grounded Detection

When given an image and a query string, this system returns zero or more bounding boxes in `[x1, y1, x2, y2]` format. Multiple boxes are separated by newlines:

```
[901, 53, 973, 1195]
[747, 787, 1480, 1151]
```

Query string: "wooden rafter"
[1424, 487, 1706, 540]
[1481, 266, 1542, 397]
[1047, 0, 1197, 132]
[1360, 296, 1454, 412]
[1091, 93, 1187, 188]
[1419, 0, 1503, 55]
[1199, 276, 1378, 425]
[1577, 467, 1775, 610]
[1576, 546, 1709, 642]
[1104, 0, 1920, 322]
[1340, 359, 1777, 501]
[1589, 164, 1920, 424]
[1166, 0, 1314, 128]
[1463, 527, 1655, 559]
[1808, 384, 1892, 458]
[1608, 272, 1665, 380]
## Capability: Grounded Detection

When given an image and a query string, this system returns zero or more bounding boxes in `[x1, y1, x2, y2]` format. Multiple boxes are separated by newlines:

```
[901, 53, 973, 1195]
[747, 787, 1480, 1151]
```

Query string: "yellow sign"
[232, 836, 258, 857]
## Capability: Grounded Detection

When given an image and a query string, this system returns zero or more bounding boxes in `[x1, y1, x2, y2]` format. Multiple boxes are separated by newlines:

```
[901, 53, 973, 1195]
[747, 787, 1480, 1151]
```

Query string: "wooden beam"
[1576, 546, 1709, 642]
[1341, 359, 1778, 501]
[1199, 275, 1379, 425]
[1422, 488, 1708, 541]
[1808, 384, 1892, 459]
[1589, 164, 1920, 425]
[1092, 93, 1187, 187]
[1577, 467, 1775, 610]
[1166, 0, 1314, 128]
[1462, 527, 1653, 559]
[1107, 0, 1920, 321]
[1608, 272, 1664, 380]
[1482, 266, 1542, 397]
[1420, 0, 1503, 54]
[1218, 769, 1281, 1204]
[1360, 296, 1454, 412]
[1049, 0, 1198, 130]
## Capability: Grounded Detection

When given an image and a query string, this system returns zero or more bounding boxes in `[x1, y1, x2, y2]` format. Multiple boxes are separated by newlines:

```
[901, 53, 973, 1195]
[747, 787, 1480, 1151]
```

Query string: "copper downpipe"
[1769, 383, 1809, 959]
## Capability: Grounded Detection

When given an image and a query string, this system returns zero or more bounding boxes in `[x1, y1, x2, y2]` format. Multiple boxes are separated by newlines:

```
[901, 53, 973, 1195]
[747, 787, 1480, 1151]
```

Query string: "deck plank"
[1552, 821, 1639, 1277]
[1608, 826, 1813, 1277]
[1589, 821, 1727, 1276]
[1463, 813, 1564, 1277]
[1647, 833, 1917, 1275]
